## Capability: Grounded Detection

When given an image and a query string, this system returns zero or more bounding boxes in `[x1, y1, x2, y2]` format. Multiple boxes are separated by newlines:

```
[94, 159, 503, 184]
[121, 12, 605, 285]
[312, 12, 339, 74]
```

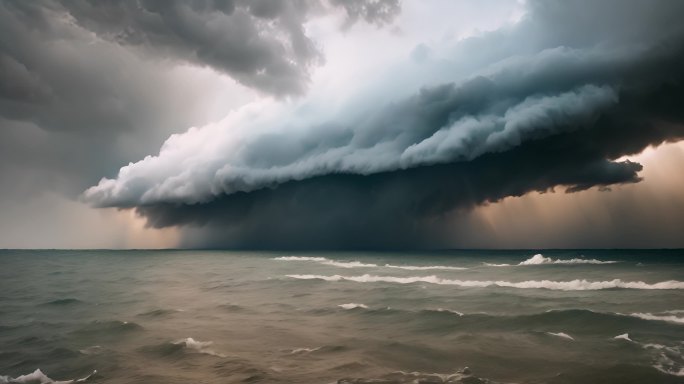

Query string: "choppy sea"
[1, 249, 684, 383]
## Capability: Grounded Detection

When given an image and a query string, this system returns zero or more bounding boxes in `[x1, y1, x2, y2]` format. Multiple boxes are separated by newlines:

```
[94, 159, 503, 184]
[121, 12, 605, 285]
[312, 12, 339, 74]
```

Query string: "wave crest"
[173, 337, 226, 357]
[286, 274, 684, 290]
[485, 253, 618, 267]
[0, 369, 96, 384]
[274, 256, 466, 270]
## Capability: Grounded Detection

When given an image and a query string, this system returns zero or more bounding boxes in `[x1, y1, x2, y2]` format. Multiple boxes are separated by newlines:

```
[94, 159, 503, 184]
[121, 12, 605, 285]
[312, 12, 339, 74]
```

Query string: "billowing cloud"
[57, 0, 400, 96]
[0, 0, 401, 248]
[82, 0, 684, 249]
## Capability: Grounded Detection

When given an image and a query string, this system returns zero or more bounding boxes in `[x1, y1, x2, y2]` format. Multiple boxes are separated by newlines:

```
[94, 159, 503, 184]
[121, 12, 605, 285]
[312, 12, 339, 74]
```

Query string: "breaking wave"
[484, 253, 618, 267]
[625, 312, 684, 324]
[613, 333, 633, 342]
[172, 337, 226, 357]
[286, 274, 684, 290]
[0, 369, 96, 384]
[384, 264, 467, 270]
[546, 331, 574, 340]
[274, 256, 466, 270]
[338, 303, 369, 310]
[290, 346, 322, 354]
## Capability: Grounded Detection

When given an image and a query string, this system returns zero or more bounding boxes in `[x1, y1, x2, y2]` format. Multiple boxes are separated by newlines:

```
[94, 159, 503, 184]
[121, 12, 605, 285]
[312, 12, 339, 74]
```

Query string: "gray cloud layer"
[0, 0, 400, 247]
[60, 0, 399, 96]
[82, 0, 684, 249]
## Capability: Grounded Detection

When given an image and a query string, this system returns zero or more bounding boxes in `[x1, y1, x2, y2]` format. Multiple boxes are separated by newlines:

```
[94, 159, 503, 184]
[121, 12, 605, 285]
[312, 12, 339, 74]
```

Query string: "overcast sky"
[1, 0, 684, 249]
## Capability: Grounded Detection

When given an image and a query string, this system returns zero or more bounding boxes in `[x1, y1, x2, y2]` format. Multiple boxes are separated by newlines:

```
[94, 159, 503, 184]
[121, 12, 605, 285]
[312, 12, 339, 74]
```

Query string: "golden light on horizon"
[460, 140, 684, 248]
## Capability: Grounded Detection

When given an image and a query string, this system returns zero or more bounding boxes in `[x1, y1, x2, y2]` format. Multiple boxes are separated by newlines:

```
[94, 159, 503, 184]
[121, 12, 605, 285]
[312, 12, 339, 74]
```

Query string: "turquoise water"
[1, 249, 684, 383]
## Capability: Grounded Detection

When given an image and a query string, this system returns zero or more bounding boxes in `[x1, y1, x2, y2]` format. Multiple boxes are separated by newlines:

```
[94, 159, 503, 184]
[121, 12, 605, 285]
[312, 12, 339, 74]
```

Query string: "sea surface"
[1, 249, 684, 384]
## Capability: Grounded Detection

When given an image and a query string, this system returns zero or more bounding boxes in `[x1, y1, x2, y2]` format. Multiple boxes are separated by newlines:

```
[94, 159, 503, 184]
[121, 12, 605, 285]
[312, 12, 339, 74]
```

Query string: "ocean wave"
[275, 256, 377, 268]
[484, 253, 618, 267]
[338, 303, 368, 310]
[0, 369, 96, 384]
[41, 298, 83, 306]
[429, 308, 464, 316]
[625, 312, 684, 324]
[613, 333, 633, 342]
[290, 346, 322, 354]
[79, 345, 103, 355]
[286, 274, 684, 290]
[384, 264, 467, 270]
[546, 331, 574, 340]
[641, 342, 684, 377]
[173, 337, 226, 357]
[273, 256, 328, 262]
[337, 367, 488, 384]
[274, 256, 466, 270]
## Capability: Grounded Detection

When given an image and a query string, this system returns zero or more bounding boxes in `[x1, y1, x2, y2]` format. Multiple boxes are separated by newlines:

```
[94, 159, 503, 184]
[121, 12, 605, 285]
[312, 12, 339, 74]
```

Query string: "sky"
[1, 0, 683, 249]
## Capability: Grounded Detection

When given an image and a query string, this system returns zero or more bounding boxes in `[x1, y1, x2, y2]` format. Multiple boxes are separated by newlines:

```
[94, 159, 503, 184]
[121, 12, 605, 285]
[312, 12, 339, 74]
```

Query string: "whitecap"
[613, 333, 633, 342]
[287, 274, 684, 290]
[485, 253, 617, 267]
[0, 369, 96, 384]
[290, 347, 322, 354]
[626, 313, 684, 324]
[322, 260, 378, 268]
[274, 256, 467, 270]
[273, 256, 328, 261]
[547, 332, 574, 340]
[384, 264, 467, 270]
[338, 303, 368, 310]
[173, 337, 226, 357]
[431, 308, 464, 316]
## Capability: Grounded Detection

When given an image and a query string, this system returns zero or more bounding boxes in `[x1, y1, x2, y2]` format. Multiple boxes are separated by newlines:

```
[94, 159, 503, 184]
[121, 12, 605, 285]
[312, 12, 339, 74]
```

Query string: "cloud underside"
[80, 0, 684, 248]
[135, 100, 682, 248]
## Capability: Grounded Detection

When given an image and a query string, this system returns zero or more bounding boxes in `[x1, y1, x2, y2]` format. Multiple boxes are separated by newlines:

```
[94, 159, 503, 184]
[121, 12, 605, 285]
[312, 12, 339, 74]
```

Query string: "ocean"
[1, 249, 684, 383]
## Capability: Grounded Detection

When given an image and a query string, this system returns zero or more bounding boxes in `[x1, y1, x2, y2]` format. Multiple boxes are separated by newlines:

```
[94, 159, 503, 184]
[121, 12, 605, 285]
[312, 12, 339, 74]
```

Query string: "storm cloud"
[0, 0, 401, 247]
[81, 0, 684, 248]
[57, 0, 400, 96]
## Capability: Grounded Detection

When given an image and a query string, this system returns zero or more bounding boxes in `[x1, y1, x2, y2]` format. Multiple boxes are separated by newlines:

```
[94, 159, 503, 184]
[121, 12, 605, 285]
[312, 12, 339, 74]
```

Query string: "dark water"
[1, 249, 684, 383]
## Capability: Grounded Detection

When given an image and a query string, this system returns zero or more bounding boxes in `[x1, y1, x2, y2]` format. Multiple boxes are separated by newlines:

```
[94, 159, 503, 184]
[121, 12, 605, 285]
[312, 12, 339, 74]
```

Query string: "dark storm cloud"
[0, 0, 400, 195]
[53, 0, 400, 96]
[83, 0, 684, 248]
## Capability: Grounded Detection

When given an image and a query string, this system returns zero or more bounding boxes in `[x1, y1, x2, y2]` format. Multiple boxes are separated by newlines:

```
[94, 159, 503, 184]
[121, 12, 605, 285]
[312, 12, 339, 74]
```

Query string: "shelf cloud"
[80, 0, 684, 248]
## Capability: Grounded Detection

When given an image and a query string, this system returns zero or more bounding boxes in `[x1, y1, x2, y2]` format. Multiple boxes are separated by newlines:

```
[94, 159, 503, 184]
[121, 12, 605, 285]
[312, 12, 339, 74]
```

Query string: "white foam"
[613, 333, 633, 342]
[627, 313, 684, 324]
[323, 260, 378, 268]
[547, 332, 574, 340]
[625, 339, 684, 377]
[0, 369, 96, 384]
[385, 264, 467, 270]
[485, 253, 617, 267]
[432, 308, 464, 316]
[274, 256, 467, 270]
[290, 346, 322, 354]
[273, 256, 327, 261]
[651, 347, 684, 377]
[338, 303, 369, 310]
[287, 274, 684, 290]
[173, 337, 226, 357]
